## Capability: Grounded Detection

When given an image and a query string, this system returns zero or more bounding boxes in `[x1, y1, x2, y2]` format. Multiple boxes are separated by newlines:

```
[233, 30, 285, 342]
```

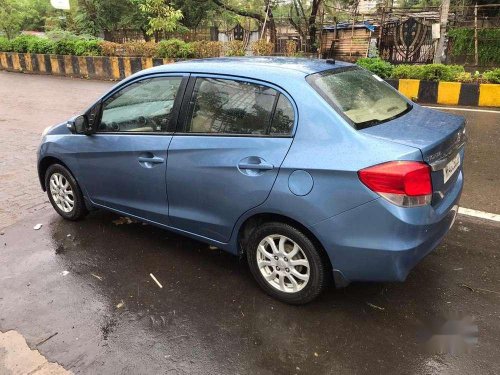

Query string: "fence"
[91, 4, 499, 65]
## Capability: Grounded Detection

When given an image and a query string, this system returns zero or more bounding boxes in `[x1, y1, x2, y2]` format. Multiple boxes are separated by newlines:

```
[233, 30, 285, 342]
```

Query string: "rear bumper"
[311, 171, 463, 286]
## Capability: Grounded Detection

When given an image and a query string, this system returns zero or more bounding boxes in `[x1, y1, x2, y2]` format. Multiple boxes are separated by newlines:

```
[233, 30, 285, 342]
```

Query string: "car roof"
[136, 57, 354, 81]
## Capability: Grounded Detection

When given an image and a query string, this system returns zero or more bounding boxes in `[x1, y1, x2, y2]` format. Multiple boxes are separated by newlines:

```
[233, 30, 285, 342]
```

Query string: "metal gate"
[379, 17, 434, 64]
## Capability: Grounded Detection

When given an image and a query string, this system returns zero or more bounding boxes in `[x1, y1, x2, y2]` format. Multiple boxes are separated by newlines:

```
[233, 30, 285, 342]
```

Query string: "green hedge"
[155, 39, 194, 59]
[0, 34, 101, 56]
[356, 57, 393, 79]
[482, 68, 500, 84]
[357, 58, 500, 84]
[448, 27, 500, 65]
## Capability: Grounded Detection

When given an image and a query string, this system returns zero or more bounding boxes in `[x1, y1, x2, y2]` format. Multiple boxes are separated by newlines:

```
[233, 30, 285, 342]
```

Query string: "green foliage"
[448, 27, 500, 65]
[390, 64, 465, 81]
[73, 39, 102, 56]
[155, 39, 193, 58]
[139, 0, 184, 36]
[419, 64, 464, 81]
[0, 0, 27, 39]
[454, 72, 473, 83]
[46, 31, 102, 56]
[225, 40, 245, 56]
[27, 37, 55, 54]
[0, 37, 12, 52]
[10, 35, 38, 52]
[482, 68, 500, 84]
[53, 39, 76, 55]
[356, 58, 393, 79]
[391, 64, 424, 79]
[75, 0, 143, 37]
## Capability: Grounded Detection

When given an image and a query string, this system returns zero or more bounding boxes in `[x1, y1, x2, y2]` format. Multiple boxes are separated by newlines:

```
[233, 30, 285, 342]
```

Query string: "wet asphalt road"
[1, 211, 499, 374]
[0, 72, 500, 374]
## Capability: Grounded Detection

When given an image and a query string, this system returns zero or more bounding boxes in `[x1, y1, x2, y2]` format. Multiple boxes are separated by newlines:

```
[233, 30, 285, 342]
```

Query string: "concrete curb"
[1, 52, 499, 107]
[0, 52, 173, 80]
[386, 78, 500, 108]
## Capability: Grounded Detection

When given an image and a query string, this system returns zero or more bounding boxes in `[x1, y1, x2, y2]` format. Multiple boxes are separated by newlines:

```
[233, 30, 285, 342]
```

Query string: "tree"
[289, 0, 323, 52]
[211, 0, 277, 43]
[75, 0, 137, 36]
[139, 0, 184, 41]
[172, 0, 216, 29]
[0, 0, 34, 38]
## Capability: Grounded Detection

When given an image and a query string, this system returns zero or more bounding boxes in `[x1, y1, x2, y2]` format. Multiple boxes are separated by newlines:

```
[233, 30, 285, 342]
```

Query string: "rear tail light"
[358, 161, 432, 207]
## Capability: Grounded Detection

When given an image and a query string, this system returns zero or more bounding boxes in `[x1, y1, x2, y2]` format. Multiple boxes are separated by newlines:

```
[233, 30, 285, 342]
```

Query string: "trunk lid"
[361, 105, 466, 205]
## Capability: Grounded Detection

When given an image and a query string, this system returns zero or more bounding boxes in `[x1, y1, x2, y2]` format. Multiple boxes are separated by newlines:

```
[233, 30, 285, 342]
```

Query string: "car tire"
[246, 222, 328, 304]
[45, 164, 88, 221]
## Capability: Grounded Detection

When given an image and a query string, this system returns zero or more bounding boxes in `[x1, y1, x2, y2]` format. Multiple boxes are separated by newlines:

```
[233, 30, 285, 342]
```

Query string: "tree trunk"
[212, 0, 277, 44]
[308, 0, 322, 52]
[212, 0, 264, 22]
[264, 0, 276, 44]
[141, 27, 151, 42]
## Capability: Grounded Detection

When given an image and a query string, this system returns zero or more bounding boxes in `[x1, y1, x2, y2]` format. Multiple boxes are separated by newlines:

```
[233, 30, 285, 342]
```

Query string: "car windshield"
[307, 67, 411, 129]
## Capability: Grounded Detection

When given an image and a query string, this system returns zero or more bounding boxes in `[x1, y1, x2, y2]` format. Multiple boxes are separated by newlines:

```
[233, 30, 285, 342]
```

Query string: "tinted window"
[99, 77, 182, 133]
[270, 94, 294, 135]
[307, 68, 410, 129]
[186, 78, 280, 135]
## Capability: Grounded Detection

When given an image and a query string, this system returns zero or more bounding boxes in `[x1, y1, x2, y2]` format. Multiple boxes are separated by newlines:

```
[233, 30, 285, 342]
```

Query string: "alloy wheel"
[256, 234, 310, 293]
[49, 172, 75, 213]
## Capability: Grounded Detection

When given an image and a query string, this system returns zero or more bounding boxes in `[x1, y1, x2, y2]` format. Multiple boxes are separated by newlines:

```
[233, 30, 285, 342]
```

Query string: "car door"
[167, 75, 296, 242]
[75, 74, 187, 224]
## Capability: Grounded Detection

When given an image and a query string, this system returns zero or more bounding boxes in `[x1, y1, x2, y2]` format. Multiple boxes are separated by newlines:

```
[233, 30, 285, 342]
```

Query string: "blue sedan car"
[38, 57, 466, 304]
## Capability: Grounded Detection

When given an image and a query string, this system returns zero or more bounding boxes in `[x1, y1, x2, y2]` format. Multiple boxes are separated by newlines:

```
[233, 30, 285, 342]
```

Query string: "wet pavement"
[1, 71, 500, 374]
[1, 211, 499, 374]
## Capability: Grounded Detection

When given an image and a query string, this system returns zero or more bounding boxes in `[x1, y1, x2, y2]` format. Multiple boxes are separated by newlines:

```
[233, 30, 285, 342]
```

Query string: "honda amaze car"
[38, 57, 466, 304]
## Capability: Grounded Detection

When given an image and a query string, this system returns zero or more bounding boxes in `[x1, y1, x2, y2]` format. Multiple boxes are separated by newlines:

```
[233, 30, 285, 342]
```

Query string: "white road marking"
[424, 106, 500, 114]
[458, 207, 500, 222]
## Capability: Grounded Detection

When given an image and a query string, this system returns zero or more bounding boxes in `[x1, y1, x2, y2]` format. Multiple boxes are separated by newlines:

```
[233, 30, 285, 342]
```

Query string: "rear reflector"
[358, 161, 432, 207]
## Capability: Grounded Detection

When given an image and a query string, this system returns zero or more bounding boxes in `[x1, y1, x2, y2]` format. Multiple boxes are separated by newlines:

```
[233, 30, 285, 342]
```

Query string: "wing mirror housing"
[67, 115, 94, 135]
[67, 102, 101, 135]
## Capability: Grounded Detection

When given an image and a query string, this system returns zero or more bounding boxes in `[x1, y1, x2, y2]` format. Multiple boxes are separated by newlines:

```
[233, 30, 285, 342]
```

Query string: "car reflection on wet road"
[1, 208, 499, 374]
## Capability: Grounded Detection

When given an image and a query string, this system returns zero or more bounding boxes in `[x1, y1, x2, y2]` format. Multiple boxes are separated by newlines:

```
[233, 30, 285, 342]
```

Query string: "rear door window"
[184, 77, 294, 135]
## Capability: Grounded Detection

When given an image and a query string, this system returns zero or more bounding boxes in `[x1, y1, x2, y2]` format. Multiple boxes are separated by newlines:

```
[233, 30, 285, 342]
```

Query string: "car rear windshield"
[307, 67, 411, 129]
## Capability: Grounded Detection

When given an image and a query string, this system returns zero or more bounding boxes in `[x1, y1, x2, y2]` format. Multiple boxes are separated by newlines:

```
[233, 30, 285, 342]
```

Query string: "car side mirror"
[72, 115, 93, 135]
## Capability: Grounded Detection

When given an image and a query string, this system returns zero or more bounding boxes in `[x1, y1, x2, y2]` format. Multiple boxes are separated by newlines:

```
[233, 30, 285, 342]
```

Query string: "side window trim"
[266, 92, 281, 135]
[94, 73, 189, 135]
[175, 74, 297, 137]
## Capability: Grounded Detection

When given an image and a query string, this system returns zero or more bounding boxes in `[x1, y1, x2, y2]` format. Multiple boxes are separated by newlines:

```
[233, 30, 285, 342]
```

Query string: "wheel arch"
[237, 212, 332, 269]
[38, 156, 72, 191]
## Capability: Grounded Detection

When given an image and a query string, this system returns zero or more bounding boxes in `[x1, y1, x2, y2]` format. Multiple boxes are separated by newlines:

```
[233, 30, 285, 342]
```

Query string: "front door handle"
[138, 156, 164, 164]
[238, 161, 274, 171]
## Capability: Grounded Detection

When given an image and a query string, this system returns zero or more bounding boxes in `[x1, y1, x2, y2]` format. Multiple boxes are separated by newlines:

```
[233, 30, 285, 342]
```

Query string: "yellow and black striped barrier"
[0, 52, 499, 107]
[0, 52, 173, 81]
[386, 78, 500, 108]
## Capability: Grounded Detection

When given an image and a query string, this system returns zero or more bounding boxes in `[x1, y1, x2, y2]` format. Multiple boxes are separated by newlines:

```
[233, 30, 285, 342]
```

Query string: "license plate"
[443, 153, 460, 183]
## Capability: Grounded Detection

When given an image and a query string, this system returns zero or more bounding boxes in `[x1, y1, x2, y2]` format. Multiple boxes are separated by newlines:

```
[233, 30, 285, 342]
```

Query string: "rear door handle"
[238, 161, 274, 170]
[138, 156, 165, 164]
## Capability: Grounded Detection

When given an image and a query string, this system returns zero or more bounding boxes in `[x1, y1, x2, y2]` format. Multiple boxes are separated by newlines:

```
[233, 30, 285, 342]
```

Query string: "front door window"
[99, 77, 183, 133]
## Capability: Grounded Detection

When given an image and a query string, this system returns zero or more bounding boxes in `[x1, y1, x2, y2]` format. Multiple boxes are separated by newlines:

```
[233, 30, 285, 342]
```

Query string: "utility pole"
[434, 0, 450, 63]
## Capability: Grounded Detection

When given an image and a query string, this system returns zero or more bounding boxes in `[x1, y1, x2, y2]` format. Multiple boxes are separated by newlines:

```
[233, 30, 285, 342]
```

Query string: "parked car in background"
[38, 57, 466, 304]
